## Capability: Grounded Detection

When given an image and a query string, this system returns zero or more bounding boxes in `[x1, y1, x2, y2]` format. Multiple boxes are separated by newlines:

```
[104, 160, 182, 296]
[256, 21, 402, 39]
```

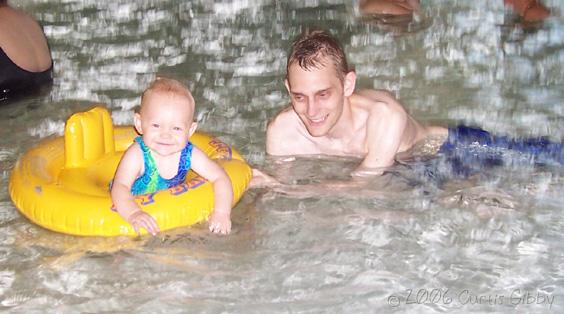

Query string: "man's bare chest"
[311, 136, 366, 157]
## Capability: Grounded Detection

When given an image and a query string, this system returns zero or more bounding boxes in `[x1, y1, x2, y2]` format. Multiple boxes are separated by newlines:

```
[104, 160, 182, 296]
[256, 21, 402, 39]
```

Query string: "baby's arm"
[111, 144, 160, 236]
[190, 147, 234, 234]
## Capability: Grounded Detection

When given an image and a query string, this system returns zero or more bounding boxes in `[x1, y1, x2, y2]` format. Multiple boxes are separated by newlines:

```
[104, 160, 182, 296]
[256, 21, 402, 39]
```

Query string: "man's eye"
[173, 127, 182, 131]
[294, 95, 304, 101]
[152, 123, 160, 128]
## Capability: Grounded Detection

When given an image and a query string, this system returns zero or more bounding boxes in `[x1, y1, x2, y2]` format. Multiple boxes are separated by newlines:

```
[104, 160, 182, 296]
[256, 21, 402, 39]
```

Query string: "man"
[252, 29, 561, 188]
[264, 29, 446, 178]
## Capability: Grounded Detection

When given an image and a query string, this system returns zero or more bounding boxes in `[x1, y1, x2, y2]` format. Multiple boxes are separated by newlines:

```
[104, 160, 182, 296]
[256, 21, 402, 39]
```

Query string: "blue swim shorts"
[406, 125, 563, 184]
[435, 125, 563, 177]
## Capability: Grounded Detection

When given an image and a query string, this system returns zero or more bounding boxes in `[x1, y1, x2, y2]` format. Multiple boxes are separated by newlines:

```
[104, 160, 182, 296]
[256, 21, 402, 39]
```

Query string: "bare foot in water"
[359, 0, 420, 16]
[504, 0, 550, 22]
[359, 0, 426, 34]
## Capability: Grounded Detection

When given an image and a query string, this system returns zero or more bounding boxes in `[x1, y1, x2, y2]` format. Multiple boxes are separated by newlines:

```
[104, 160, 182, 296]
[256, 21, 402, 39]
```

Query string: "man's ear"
[134, 113, 143, 134]
[188, 122, 198, 137]
[343, 71, 356, 97]
[284, 78, 291, 94]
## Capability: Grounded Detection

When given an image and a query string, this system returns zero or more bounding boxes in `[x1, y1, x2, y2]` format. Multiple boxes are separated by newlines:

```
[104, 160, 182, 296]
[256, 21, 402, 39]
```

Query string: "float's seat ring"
[9, 106, 252, 236]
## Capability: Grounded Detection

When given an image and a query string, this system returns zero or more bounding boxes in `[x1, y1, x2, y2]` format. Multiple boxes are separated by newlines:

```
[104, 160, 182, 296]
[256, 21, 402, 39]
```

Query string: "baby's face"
[135, 92, 196, 157]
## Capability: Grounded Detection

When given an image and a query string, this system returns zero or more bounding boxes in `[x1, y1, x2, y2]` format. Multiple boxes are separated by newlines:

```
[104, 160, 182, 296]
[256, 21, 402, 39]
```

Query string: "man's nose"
[307, 98, 320, 117]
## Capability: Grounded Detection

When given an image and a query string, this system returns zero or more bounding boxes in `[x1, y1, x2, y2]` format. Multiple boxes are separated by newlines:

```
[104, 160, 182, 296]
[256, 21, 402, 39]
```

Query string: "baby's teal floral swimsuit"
[131, 136, 193, 195]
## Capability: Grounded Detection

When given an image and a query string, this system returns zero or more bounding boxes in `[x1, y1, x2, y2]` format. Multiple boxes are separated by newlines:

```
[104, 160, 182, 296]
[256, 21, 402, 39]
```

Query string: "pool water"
[1, 0, 563, 312]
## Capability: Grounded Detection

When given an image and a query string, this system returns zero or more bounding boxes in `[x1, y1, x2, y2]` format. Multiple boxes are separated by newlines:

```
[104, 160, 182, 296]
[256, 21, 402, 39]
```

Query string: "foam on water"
[27, 119, 65, 138]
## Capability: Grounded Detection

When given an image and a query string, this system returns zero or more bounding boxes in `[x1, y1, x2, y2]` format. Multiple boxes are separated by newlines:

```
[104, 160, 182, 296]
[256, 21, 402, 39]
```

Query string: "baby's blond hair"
[140, 77, 195, 112]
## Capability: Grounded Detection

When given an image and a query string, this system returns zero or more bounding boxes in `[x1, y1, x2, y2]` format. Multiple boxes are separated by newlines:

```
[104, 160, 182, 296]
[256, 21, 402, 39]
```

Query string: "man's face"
[285, 59, 353, 137]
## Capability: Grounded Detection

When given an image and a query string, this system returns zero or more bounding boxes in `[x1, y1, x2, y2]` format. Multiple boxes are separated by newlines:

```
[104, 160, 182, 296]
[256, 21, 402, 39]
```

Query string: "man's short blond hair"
[287, 29, 350, 82]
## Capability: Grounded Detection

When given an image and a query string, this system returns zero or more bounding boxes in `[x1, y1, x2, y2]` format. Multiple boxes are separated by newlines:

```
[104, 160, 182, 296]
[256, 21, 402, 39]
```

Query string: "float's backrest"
[65, 106, 115, 168]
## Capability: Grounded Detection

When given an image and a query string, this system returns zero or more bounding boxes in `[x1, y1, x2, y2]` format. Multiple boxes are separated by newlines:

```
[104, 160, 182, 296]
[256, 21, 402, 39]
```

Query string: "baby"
[111, 77, 234, 235]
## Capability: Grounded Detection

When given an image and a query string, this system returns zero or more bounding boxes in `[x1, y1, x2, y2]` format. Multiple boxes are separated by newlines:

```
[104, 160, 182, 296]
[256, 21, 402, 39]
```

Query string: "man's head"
[287, 29, 349, 82]
[135, 77, 197, 156]
[285, 30, 356, 137]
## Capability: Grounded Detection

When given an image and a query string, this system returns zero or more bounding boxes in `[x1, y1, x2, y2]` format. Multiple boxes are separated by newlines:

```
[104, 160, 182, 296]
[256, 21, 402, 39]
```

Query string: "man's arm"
[354, 91, 408, 176]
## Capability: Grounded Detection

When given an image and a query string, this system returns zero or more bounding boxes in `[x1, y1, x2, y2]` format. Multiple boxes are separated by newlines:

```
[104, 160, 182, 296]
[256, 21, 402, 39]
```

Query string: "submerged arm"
[251, 164, 400, 199]
[254, 170, 404, 199]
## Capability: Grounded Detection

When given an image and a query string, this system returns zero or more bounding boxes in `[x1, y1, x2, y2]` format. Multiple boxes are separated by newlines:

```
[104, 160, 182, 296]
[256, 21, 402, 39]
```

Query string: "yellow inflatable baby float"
[9, 106, 252, 236]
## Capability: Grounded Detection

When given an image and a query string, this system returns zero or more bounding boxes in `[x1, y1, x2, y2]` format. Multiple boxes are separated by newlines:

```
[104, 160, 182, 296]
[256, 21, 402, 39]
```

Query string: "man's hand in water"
[351, 165, 387, 177]
[250, 168, 283, 188]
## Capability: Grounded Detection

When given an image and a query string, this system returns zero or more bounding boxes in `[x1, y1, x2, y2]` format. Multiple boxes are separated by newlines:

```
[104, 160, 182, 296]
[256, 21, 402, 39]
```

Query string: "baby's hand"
[128, 210, 160, 236]
[208, 210, 232, 235]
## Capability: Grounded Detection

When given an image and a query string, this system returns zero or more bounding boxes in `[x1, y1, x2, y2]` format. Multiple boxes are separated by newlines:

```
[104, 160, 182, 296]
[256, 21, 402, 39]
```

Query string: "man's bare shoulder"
[267, 106, 303, 139]
[266, 106, 311, 155]
[268, 106, 299, 128]
[353, 89, 407, 116]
